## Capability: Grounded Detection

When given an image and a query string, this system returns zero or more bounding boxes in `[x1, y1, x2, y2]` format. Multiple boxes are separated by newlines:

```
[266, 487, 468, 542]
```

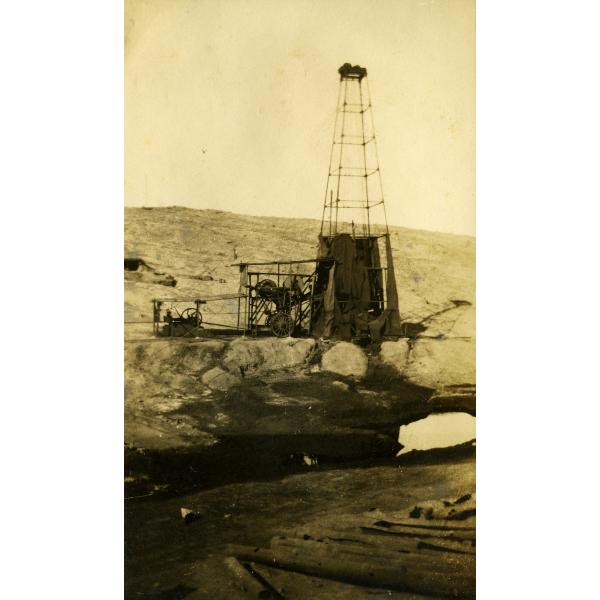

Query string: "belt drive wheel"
[270, 311, 293, 338]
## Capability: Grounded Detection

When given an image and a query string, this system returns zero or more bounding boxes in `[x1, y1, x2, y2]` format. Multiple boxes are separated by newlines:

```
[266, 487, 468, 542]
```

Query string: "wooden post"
[308, 270, 315, 336]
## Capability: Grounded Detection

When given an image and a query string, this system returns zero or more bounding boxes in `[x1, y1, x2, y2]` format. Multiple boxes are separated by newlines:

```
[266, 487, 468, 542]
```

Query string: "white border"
[2, 1, 600, 597]
[2, 2, 123, 598]
[478, 1, 600, 597]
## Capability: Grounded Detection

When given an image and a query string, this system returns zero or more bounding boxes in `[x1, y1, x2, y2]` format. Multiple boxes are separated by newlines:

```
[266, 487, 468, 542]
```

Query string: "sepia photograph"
[6, 2, 600, 599]
[124, 1, 475, 598]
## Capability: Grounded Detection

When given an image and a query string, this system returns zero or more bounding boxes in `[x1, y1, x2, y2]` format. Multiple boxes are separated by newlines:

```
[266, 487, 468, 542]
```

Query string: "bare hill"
[124, 206, 475, 334]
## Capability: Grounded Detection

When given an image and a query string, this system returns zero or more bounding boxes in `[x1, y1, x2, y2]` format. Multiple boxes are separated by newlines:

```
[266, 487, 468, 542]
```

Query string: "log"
[416, 539, 475, 555]
[252, 562, 442, 600]
[223, 556, 282, 599]
[368, 517, 476, 531]
[292, 513, 475, 531]
[279, 530, 475, 556]
[292, 520, 475, 544]
[270, 536, 474, 574]
[226, 543, 475, 599]
[360, 525, 476, 544]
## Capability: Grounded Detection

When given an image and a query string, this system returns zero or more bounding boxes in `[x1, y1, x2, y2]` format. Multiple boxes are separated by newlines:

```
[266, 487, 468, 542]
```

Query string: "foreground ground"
[125, 454, 475, 599]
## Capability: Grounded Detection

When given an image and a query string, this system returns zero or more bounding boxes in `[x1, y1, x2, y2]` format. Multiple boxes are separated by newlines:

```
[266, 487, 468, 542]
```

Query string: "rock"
[152, 398, 185, 413]
[192, 274, 214, 281]
[379, 338, 411, 369]
[332, 380, 349, 392]
[403, 338, 475, 389]
[124, 268, 176, 287]
[321, 342, 368, 379]
[408, 493, 476, 521]
[201, 367, 240, 391]
[379, 336, 474, 390]
[180, 507, 204, 524]
[223, 338, 316, 375]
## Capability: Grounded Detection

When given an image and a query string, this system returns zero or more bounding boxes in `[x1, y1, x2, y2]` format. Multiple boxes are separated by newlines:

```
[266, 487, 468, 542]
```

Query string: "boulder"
[223, 337, 316, 375]
[379, 337, 475, 390]
[201, 367, 240, 391]
[379, 338, 411, 369]
[404, 338, 475, 389]
[321, 342, 368, 379]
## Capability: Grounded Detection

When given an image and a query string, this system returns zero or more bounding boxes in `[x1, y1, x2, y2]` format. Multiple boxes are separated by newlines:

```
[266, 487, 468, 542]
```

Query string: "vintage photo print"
[125, 1, 475, 597]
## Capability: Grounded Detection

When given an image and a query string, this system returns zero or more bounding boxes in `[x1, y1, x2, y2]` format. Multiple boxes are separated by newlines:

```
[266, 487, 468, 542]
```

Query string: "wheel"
[270, 311, 294, 338]
[180, 307, 202, 325]
[255, 279, 277, 297]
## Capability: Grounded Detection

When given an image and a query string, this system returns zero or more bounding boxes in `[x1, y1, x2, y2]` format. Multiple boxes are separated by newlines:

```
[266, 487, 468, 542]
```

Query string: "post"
[308, 268, 315, 336]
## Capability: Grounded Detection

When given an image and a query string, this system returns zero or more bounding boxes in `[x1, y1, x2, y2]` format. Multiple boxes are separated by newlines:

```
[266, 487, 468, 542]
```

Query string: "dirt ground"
[125, 454, 475, 599]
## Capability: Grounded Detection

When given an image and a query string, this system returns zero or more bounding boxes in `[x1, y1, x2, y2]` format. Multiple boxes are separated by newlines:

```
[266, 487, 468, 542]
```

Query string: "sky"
[125, 0, 475, 236]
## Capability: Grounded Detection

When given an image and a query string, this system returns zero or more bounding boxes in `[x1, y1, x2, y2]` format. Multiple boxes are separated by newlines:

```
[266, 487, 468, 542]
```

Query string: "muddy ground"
[124, 337, 475, 598]
[125, 452, 475, 599]
[124, 331, 476, 599]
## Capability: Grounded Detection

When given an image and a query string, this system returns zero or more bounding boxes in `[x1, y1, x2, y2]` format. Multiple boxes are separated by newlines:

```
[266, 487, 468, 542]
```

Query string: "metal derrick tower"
[320, 63, 389, 238]
[312, 63, 401, 340]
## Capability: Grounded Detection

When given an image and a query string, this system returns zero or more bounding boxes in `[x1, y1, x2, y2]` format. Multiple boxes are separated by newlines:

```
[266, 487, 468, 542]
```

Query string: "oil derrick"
[312, 63, 402, 340]
[321, 63, 387, 238]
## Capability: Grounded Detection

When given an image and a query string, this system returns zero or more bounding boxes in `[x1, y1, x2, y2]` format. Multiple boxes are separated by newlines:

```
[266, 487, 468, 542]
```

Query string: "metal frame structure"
[152, 295, 244, 337]
[239, 259, 331, 337]
[152, 260, 332, 338]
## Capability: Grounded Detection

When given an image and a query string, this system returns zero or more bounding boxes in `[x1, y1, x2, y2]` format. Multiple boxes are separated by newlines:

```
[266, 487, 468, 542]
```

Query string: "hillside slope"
[124, 206, 475, 335]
